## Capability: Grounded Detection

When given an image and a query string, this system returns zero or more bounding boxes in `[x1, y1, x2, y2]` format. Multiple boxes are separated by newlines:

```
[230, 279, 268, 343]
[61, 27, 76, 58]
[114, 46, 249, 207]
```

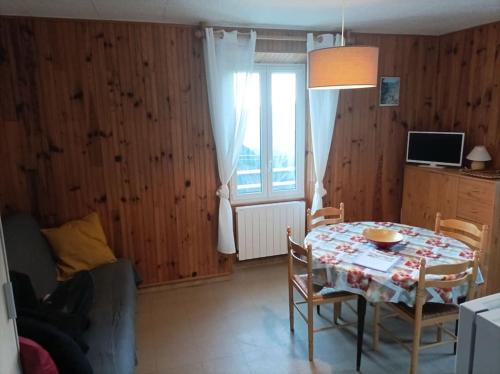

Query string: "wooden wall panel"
[1, 15, 497, 286]
[0, 17, 229, 286]
[434, 21, 500, 167]
[322, 22, 499, 222]
[322, 33, 439, 222]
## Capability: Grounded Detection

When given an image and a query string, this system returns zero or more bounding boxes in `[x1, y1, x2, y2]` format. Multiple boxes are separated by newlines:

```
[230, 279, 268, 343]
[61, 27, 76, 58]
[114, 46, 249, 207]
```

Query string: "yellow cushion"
[41, 212, 117, 280]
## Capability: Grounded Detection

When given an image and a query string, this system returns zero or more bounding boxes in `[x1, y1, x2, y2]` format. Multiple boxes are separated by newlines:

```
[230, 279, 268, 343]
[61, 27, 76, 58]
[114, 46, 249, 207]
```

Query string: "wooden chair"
[306, 203, 346, 318]
[372, 253, 479, 374]
[287, 227, 357, 361]
[435, 212, 488, 352]
[434, 212, 489, 253]
[306, 203, 344, 232]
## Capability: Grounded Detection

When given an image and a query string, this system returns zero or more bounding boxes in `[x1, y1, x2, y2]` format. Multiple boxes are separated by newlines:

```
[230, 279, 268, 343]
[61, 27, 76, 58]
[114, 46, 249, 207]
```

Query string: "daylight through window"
[231, 64, 305, 204]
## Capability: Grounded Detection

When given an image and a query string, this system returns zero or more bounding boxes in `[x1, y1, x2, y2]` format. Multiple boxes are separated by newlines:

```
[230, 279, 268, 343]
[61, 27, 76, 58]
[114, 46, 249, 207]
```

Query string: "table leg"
[453, 319, 458, 355]
[357, 295, 367, 372]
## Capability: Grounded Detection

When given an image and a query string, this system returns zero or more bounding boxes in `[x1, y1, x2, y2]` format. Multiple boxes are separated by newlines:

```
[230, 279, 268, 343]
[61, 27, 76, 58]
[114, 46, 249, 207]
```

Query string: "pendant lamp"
[308, 2, 379, 90]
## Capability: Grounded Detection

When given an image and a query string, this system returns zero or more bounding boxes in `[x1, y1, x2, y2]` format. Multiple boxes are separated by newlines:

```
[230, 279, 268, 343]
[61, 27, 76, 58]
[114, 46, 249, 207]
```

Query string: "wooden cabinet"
[401, 165, 500, 295]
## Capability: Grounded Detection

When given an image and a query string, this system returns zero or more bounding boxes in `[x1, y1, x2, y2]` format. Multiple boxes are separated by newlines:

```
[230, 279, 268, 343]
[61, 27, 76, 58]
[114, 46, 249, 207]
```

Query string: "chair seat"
[293, 274, 355, 301]
[392, 302, 458, 320]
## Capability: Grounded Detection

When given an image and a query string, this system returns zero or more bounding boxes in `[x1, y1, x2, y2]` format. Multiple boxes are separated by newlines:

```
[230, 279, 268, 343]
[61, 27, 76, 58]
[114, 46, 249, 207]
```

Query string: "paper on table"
[354, 250, 401, 272]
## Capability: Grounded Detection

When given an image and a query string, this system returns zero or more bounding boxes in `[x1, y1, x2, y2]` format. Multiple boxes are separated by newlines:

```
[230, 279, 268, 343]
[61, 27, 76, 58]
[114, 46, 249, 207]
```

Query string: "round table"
[305, 221, 477, 307]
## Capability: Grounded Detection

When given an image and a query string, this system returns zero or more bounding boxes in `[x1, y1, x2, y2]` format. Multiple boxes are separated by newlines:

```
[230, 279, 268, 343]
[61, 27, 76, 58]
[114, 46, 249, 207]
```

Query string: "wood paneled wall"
[0, 17, 229, 286]
[1, 15, 498, 286]
[322, 33, 439, 222]
[433, 21, 500, 167]
[322, 22, 500, 222]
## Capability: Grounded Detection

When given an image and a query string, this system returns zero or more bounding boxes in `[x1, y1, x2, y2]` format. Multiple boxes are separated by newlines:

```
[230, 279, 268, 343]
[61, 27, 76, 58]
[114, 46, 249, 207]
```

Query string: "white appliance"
[456, 293, 500, 374]
[472, 309, 500, 373]
[0, 217, 21, 374]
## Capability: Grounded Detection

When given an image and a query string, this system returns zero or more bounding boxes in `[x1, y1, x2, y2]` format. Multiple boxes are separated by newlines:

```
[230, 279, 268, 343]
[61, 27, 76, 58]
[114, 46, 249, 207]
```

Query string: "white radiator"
[236, 201, 305, 261]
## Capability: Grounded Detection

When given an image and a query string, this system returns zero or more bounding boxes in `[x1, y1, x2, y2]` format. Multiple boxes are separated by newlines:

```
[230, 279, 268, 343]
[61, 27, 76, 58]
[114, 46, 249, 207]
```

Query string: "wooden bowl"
[362, 228, 404, 249]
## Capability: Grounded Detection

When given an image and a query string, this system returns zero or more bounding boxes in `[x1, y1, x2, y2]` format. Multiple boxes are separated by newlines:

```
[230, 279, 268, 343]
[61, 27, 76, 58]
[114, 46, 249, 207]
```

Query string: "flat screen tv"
[406, 131, 465, 167]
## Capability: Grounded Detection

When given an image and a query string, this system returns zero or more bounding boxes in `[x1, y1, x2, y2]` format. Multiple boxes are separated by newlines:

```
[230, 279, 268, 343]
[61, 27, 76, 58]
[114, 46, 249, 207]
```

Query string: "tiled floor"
[136, 262, 456, 374]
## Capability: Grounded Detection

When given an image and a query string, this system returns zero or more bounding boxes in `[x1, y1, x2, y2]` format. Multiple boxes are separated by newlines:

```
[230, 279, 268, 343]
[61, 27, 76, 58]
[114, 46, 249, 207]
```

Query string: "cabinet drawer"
[456, 198, 492, 225]
[458, 179, 495, 204]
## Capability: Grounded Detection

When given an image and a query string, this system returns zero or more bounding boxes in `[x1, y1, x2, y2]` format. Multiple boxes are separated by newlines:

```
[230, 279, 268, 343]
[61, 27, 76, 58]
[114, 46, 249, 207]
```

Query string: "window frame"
[230, 63, 306, 205]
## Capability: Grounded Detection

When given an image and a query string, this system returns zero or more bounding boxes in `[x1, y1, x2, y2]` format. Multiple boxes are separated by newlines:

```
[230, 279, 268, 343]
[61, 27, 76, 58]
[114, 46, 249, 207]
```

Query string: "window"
[231, 64, 305, 204]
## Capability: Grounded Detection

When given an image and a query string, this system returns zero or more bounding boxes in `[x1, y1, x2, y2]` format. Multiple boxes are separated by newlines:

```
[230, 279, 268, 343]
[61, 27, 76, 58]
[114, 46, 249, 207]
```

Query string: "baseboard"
[234, 254, 287, 269]
[138, 255, 286, 293]
[138, 272, 232, 294]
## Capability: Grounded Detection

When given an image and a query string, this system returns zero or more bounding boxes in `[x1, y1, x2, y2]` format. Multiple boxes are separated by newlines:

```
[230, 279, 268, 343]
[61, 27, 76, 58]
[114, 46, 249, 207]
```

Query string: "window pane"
[271, 72, 296, 192]
[235, 72, 262, 195]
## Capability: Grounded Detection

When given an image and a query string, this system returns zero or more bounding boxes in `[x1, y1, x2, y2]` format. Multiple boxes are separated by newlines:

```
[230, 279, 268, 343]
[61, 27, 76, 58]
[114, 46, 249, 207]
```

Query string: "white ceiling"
[1, 0, 500, 35]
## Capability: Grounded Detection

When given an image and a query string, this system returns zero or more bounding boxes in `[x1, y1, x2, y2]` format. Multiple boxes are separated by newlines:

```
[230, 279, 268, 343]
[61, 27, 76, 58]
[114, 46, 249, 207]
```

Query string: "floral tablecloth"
[305, 221, 479, 306]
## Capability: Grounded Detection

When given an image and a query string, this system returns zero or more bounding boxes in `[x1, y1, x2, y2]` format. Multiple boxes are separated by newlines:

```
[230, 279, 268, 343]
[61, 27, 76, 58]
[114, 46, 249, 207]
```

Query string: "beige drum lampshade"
[308, 46, 379, 89]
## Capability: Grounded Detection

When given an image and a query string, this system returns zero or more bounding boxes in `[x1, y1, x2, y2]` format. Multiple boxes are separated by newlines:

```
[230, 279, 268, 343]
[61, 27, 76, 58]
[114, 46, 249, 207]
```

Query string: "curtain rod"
[194, 29, 308, 42]
[194, 27, 345, 42]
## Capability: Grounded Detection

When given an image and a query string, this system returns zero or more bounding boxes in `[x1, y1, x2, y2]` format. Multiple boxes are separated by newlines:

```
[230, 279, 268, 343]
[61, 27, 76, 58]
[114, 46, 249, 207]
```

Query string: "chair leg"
[288, 283, 294, 332]
[334, 302, 342, 324]
[437, 324, 443, 342]
[308, 302, 314, 361]
[373, 303, 380, 351]
[410, 319, 422, 374]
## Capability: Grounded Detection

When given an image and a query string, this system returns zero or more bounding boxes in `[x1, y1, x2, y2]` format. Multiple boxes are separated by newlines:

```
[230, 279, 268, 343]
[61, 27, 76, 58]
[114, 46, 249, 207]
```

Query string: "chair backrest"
[287, 227, 313, 292]
[434, 212, 488, 252]
[415, 252, 479, 310]
[306, 203, 344, 232]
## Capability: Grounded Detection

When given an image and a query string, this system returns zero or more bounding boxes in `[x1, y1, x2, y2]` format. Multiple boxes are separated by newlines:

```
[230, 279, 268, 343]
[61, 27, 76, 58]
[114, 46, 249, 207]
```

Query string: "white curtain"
[307, 33, 342, 212]
[203, 28, 256, 254]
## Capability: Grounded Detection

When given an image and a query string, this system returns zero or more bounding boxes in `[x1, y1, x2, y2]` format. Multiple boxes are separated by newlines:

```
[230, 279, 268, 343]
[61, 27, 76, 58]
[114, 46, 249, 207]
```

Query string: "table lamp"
[466, 145, 491, 170]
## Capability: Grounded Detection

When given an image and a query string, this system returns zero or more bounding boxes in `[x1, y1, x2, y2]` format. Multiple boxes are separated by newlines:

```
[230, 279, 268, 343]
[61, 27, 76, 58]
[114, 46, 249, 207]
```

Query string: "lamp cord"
[341, 0, 346, 46]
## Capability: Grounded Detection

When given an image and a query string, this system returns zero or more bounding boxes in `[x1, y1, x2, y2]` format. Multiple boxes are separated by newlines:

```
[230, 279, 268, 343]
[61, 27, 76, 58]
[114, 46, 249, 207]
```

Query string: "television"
[406, 131, 465, 167]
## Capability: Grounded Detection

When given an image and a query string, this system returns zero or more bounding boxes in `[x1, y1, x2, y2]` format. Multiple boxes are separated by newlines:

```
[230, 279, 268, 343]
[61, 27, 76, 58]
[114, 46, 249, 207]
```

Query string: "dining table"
[304, 221, 478, 371]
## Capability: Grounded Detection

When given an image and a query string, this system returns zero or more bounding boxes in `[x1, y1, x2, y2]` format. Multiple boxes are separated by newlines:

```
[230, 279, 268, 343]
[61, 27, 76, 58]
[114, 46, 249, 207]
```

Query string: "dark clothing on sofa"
[17, 316, 93, 374]
[44, 270, 94, 317]
[10, 271, 38, 309]
[10, 270, 95, 352]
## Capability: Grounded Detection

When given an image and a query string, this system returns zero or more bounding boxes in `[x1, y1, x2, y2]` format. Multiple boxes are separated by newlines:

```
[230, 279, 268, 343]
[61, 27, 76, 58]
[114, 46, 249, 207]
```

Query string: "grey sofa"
[2, 213, 137, 374]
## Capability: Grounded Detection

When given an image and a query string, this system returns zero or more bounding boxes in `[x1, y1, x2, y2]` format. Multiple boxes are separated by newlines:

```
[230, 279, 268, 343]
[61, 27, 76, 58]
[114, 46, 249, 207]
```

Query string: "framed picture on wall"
[379, 76, 400, 106]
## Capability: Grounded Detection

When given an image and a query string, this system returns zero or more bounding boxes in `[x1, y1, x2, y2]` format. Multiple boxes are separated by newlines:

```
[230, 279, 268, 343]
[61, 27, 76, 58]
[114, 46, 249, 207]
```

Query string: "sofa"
[3, 213, 138, 374]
